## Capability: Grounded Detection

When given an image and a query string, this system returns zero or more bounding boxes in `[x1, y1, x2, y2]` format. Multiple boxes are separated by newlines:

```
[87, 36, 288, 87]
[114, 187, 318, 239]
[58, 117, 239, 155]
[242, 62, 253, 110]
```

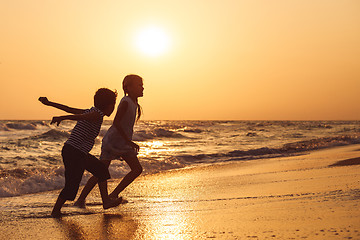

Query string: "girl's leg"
[97, 179, 123, 209]
[74, 160, 111, 207]
[78, 155, 122, 209]
[51, 196, 66, 218]
[110, 155, 143, 198]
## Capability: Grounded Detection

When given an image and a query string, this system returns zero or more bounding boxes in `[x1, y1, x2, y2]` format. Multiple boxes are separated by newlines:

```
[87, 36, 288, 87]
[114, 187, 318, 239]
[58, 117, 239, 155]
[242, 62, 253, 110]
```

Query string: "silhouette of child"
[74, 75, 144, 207]
[39, 88, 122, 218]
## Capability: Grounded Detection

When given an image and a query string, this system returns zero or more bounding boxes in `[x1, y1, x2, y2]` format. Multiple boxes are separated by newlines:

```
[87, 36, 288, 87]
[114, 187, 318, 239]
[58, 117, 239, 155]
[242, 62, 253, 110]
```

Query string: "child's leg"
[110, 154, 142, 198]
[97, 180, 122, 209]
[51, 196, 66, 218]
[75, 160, 111, 207]
[82, 154, 122, 209]
[52, 144, 85, 217]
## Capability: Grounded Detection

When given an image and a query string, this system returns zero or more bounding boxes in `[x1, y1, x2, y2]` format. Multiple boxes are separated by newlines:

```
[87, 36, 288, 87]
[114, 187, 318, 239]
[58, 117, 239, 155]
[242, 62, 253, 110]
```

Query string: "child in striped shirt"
[39, 88, 122, 218]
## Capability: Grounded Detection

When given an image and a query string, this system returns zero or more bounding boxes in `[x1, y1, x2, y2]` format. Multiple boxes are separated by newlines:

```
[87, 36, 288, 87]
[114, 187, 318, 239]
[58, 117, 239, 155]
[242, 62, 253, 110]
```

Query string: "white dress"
[100, 96, 137, 160]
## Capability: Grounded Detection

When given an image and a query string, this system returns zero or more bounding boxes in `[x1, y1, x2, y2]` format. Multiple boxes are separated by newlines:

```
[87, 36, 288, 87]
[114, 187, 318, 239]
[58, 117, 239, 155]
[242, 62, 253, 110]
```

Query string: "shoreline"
[1, 144, 360, 239]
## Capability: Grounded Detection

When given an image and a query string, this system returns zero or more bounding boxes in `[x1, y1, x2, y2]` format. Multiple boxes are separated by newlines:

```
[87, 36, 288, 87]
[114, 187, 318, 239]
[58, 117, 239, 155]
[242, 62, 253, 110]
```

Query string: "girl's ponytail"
[136, 103, 142, 122]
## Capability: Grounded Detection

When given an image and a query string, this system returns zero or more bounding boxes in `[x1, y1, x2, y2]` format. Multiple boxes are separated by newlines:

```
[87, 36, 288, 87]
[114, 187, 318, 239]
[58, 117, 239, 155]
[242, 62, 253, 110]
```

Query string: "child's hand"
[50, 116, 64, 126]
[38, 97, 50, 105]
[129, 141, 140, 153]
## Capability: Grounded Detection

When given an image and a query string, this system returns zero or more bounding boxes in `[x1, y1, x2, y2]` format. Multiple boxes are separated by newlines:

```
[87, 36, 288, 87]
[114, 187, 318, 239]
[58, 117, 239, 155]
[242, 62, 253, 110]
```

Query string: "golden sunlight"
[135, 26, 170, 57]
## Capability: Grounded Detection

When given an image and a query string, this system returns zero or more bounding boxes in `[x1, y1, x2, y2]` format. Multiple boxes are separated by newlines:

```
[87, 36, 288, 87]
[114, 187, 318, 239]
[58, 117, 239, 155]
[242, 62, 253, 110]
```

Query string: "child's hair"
[94, 88, 117, 111]
[122, 74, 142, 121]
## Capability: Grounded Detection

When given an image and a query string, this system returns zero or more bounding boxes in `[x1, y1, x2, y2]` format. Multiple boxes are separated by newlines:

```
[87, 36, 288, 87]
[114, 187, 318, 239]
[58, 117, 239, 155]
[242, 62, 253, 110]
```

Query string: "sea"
[1, 120, 360, 198]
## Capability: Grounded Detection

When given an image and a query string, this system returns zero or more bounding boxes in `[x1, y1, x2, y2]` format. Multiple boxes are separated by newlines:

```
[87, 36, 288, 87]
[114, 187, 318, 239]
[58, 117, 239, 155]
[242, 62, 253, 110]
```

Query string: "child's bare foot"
[73, 200, 86, 208]
[109, 194, 128, 204]
[109, 193, 118, 199]
[51, 211, 62, 218]
[103, 197, 123, 210]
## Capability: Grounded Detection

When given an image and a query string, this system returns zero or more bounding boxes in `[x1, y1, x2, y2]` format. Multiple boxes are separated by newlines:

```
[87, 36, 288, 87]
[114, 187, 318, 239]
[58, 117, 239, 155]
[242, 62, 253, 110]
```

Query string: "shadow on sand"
[54, 213, 137, 240]
[329, 157, 360, 167]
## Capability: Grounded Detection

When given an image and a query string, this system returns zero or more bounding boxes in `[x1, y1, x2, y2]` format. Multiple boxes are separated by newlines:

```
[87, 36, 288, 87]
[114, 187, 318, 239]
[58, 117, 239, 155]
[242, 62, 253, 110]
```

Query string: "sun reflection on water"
[130, 170, 200, 239]
[139, 141, 176, 159]
[135, 200, 197, 240]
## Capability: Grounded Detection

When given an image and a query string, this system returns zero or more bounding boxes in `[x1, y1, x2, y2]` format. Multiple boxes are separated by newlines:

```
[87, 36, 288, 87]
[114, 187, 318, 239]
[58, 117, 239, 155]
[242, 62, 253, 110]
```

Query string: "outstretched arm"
[38, 97, 85, 114]
[51, 111, 101, 126]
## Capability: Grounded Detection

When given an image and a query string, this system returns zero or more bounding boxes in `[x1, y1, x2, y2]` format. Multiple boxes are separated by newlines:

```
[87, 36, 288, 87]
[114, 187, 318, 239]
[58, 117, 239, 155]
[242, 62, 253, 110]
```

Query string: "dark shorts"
[59, 144, 110, 201]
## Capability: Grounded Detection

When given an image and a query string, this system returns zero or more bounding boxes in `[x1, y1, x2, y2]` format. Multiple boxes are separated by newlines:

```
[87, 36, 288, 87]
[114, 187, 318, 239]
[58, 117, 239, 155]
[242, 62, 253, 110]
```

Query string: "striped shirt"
[65, 107, 104, 153]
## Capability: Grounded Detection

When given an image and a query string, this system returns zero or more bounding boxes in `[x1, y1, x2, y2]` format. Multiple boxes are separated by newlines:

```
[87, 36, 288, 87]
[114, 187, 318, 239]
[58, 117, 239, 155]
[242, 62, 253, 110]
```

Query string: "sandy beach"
[1, 144, 359, 239]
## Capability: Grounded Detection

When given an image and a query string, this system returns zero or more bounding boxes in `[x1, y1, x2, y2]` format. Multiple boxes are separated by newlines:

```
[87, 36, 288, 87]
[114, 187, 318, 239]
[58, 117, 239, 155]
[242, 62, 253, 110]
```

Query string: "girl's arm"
[113, 100, 140, 152]
[39, 97, 85, 114]
[51, 111, 100, 126]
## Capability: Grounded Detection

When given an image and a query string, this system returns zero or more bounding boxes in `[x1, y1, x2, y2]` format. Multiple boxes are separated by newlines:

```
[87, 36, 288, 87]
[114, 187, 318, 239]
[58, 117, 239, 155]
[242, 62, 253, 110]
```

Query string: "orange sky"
[1, 0, 360, 120]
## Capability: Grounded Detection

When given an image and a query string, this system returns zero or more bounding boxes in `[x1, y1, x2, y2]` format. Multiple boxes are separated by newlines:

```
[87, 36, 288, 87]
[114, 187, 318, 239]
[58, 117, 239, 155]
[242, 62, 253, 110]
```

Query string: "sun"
[135, 26, 170, 57]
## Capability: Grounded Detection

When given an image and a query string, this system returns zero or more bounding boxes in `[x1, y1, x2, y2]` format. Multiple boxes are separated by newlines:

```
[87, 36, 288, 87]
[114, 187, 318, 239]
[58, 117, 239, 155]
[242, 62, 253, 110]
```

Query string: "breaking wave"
[1, 120, 360, 198]
[0, 167, 65, 198]
[0, 157, 186, 198]
[133, 128, 186, 141]
[0, 121, 48, 131]
[2, 134, 359, 198]
[28, 129, 70, 141]
[177, 134, 360, 163]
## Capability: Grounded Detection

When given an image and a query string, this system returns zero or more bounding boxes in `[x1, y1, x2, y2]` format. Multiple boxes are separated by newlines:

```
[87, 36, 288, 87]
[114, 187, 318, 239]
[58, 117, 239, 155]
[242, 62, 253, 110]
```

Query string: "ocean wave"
[5, 122, 37, 130]
[0, 123, 10, 131]
[298, 122, 333, 130]
[1, 133, 359, 198]
[0, 156, 186, 198]
[280, 135, 360, 151]
[0, 129, 71, 151]
[107, 156, 186, 179]
[27, 129, 70, 141]
[177, 134, 360, 163]
[0, 121, 48, 131]
[0, 167, 65, 198]
[182, 128, 203, 133]
[133, 128, 186, 141]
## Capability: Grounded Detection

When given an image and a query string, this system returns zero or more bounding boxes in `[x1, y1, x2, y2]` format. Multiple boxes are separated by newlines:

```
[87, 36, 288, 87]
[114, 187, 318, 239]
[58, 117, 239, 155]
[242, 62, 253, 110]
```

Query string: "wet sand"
[1, 145, 360, 239]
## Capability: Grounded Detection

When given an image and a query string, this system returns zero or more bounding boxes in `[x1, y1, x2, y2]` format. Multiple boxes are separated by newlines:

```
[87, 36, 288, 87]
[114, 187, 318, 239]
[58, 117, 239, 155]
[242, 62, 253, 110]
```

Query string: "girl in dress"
[74, 74, 144, 207]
